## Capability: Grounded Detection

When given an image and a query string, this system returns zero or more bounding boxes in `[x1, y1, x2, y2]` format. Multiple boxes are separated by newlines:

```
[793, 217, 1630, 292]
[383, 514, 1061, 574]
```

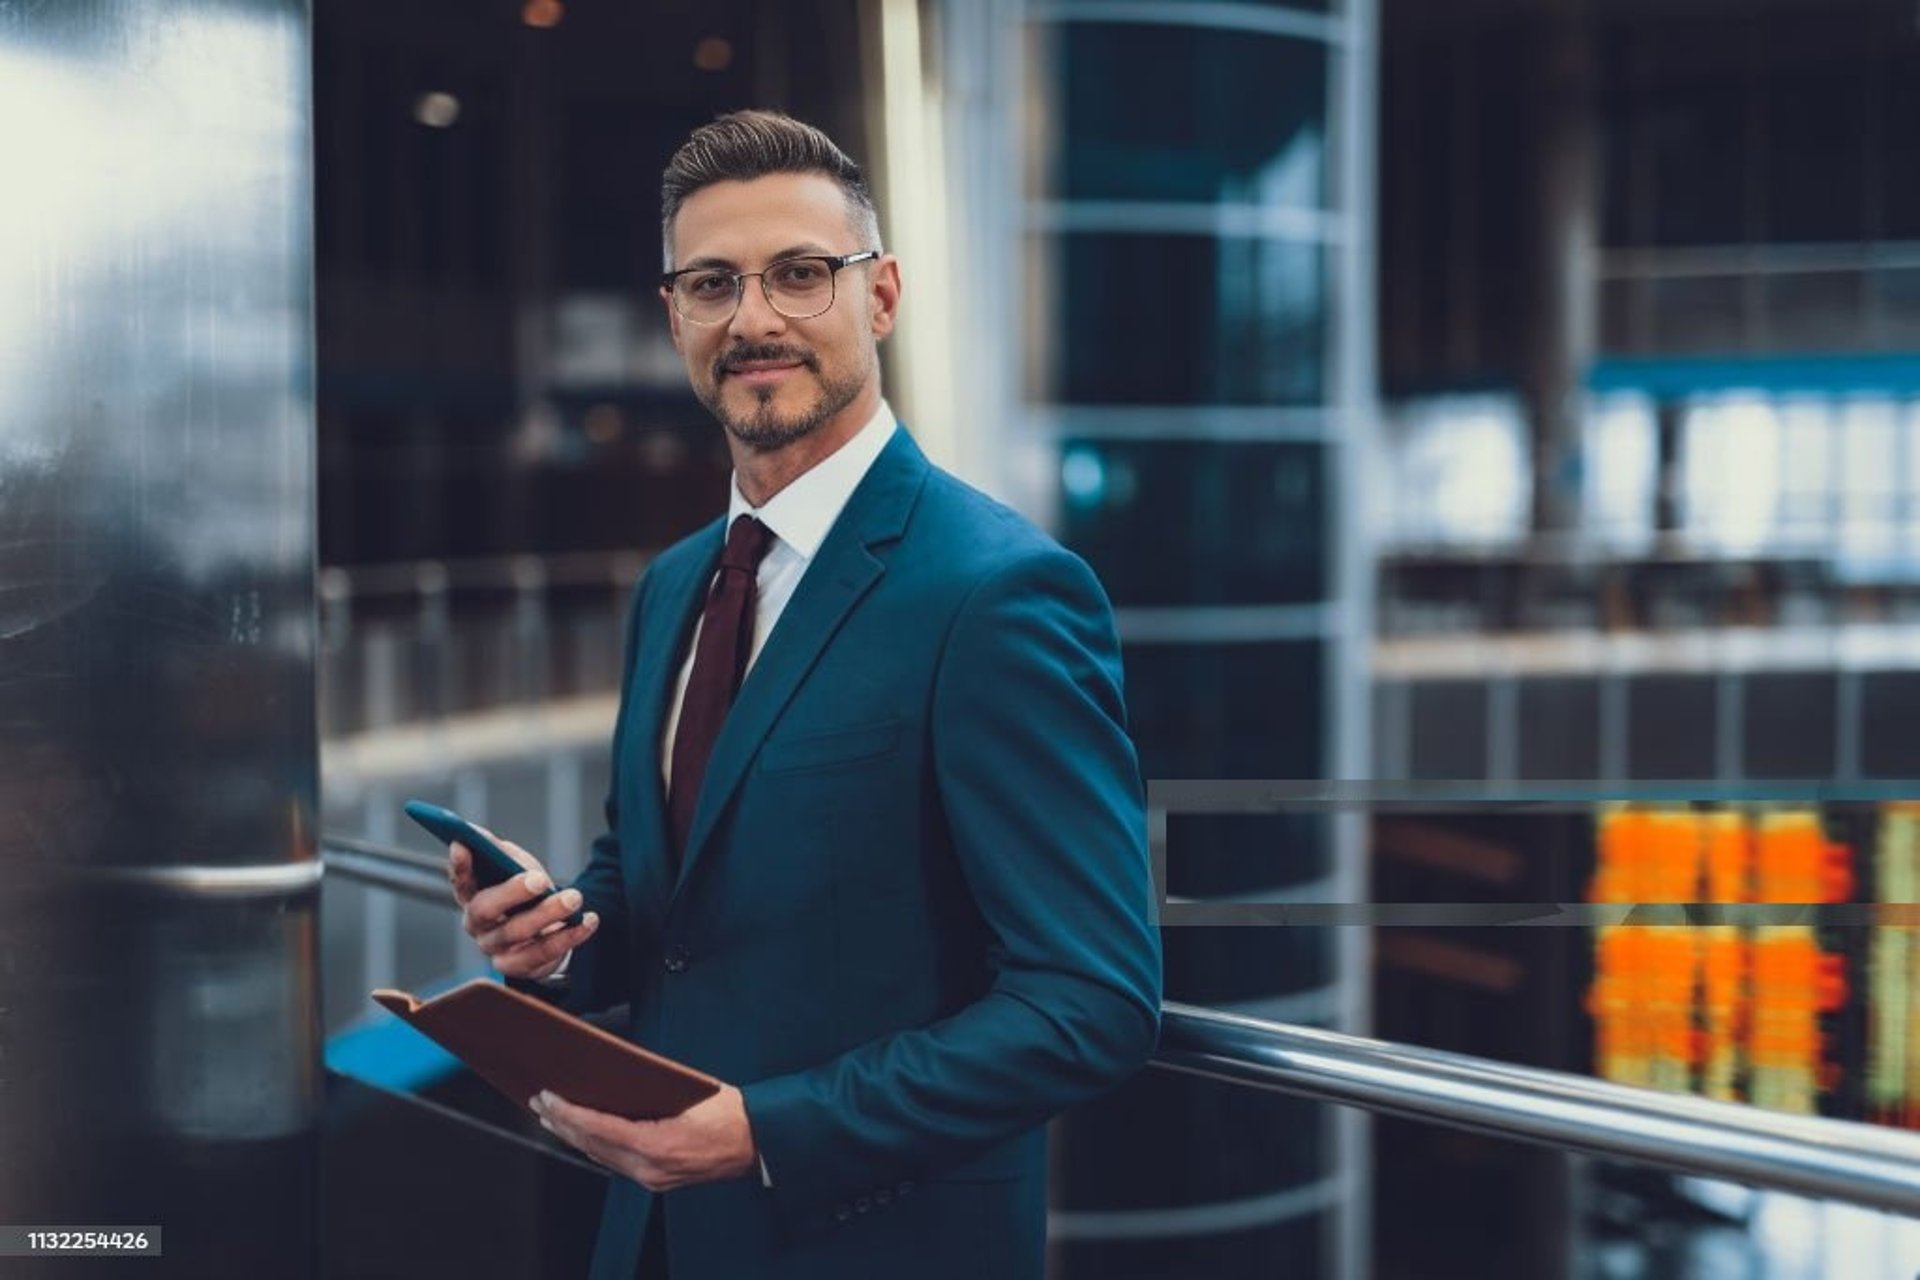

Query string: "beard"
[698, 341, 870, 453]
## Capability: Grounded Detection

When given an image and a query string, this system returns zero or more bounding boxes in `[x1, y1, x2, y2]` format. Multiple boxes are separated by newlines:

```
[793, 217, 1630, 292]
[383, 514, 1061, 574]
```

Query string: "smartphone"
[404, 799, 585, 928]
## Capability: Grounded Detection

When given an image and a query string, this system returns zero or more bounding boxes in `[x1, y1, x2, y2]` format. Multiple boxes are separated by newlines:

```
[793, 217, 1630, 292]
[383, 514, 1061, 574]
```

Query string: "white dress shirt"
[660, 399, 898, 787]
[549, 399, 898, 1188]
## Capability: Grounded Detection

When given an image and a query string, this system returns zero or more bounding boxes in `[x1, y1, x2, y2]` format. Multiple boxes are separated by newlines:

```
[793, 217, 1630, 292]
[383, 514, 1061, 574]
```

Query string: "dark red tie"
[668, 514, 776, 872]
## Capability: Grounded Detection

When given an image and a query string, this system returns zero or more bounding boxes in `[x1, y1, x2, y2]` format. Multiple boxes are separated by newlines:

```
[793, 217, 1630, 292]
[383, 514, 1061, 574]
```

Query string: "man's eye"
[771, 262, 826, 287]
[687, 273, 735, 298]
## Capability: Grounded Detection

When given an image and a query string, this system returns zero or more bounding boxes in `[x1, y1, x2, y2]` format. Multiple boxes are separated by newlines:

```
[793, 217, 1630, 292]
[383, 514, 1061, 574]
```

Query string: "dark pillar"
[1654, 397, 1686, 540]
[1524, 0, 1598, 540]
[0, 2, 321, 1276]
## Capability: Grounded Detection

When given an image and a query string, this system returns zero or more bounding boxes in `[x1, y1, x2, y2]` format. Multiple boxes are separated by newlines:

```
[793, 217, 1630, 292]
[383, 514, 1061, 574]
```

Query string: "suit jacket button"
[662, 945, 690, 973]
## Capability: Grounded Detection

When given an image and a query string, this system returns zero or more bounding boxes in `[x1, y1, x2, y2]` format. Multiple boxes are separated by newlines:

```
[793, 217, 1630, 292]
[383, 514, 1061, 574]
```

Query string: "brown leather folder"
[372, 979, 724, 1120]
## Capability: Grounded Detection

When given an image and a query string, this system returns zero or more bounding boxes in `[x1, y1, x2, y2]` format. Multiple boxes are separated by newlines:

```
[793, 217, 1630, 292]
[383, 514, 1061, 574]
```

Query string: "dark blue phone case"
[403, 799, 585, 927]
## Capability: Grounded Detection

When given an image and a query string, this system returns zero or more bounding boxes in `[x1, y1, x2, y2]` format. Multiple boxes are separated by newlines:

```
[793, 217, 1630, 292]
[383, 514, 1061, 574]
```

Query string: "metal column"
[0, 1, 321, 1275]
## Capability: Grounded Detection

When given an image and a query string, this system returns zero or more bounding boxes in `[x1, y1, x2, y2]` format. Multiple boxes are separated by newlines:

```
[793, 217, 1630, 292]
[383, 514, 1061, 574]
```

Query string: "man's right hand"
[448, 831, 599, 981]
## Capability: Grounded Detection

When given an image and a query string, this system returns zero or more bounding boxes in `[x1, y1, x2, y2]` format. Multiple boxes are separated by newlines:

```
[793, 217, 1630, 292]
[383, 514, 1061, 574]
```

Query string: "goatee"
[702, 345, 867, 453]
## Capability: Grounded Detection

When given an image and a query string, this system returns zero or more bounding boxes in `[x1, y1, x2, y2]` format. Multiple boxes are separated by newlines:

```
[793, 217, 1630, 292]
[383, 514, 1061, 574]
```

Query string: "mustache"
[714, 343, 818, 381]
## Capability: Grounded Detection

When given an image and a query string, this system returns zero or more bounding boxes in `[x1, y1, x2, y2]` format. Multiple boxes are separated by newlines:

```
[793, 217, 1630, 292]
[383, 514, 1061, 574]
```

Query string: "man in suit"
[446, 110, 1162, 1279]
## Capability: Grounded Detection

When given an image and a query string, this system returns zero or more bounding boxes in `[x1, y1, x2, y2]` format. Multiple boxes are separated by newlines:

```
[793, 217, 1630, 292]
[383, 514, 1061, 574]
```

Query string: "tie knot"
[721, 514, 776, 573]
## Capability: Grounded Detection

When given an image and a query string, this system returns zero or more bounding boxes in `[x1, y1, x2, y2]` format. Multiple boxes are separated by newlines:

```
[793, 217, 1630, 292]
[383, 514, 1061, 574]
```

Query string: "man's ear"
[867, 256, 902, 342]
[660, 288, 685, 353]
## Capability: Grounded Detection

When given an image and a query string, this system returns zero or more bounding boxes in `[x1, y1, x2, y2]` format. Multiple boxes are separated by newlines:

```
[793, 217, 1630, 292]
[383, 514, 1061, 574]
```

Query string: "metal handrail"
[319, 832, 1920, 1216]
[1158, 1002, 1920, 1216]
[323, 836, 451, 905]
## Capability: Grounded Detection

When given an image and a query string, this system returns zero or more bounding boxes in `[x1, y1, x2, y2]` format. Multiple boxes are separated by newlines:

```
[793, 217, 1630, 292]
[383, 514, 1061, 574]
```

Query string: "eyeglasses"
[661, 251, 881, 325]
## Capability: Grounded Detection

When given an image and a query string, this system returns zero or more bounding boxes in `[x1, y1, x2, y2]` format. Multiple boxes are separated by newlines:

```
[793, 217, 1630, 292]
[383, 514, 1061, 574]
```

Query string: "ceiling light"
[413, 91, 460, 128]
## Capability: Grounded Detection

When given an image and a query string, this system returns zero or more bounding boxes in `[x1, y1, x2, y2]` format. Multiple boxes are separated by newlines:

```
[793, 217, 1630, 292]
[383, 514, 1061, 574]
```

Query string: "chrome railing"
[323, 834, 451, 905]
[1157, 1002, 1920, 1217]
[321, 835, 1920, 1218]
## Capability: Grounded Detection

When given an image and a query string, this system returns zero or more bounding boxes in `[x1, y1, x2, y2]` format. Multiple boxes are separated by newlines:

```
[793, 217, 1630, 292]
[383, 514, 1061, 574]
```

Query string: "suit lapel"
[628, 519, 725, 914]
[669, 429, 929, 911]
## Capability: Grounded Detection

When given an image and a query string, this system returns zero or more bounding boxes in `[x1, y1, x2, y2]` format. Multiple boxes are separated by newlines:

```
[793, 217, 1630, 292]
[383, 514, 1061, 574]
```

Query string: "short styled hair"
[660, 109, 882, 266]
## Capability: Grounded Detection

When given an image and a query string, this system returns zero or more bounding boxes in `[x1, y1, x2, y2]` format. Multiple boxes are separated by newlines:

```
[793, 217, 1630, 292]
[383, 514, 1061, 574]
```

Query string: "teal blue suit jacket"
[546, 428, 1162, 1279]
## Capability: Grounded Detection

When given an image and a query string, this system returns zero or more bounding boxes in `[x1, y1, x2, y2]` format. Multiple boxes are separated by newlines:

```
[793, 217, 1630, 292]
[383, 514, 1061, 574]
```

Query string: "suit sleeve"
[739, 546, 1164, 1214]
[506, 568, 648, 1016]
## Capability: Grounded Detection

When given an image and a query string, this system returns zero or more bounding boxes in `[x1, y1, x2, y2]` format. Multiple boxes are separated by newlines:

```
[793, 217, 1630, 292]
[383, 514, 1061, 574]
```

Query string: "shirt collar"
[725, 399, 898, 561]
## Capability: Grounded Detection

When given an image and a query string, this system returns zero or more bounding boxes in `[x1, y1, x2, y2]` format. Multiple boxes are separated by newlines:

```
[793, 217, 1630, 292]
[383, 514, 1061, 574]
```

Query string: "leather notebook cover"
[372, 979, 724, 1120]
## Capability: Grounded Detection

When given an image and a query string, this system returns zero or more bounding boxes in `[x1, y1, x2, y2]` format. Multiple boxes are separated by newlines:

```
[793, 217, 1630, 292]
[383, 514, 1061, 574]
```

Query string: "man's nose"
[728, 275, 788, 340]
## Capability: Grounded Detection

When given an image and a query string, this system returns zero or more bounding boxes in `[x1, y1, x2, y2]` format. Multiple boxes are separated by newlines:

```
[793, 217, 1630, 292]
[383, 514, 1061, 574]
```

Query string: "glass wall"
[1373, 1, 1920, 1273]
[942, 2, 1375, 1275]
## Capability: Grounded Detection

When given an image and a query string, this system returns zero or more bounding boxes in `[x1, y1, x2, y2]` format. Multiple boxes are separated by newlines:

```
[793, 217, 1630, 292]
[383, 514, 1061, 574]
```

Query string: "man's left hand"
[528, 1084, 759, 1191]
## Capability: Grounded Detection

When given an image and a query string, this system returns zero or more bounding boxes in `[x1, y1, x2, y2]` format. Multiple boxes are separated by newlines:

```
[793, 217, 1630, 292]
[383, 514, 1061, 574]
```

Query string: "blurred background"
[12, 0, 1920, 1276]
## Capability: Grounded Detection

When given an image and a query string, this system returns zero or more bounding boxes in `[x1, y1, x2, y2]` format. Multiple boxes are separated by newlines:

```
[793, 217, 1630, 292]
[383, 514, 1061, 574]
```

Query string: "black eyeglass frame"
[659, 250, 883, 324]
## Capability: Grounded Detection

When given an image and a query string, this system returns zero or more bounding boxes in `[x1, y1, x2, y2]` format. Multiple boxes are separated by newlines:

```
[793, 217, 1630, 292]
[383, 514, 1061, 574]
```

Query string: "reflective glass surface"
[1598, 277, 1645, 355]
[1110, 0, 1333, 8]
[1891, 67, 1920, 239]
[1165, 813, 1332, 900]
[1122, 639, 1324, 780]
[1764, 270, 1868, 353]
[1626, 675, 1719, 779]
[1646, 79, 1747, 247]
[1743, 673, 1839, 779]
[1028, 233, 1325, 405]
[1861, 672, 1920, 778]
[1031, 20, 1329, 206]
[1873, 268, 1920, 350]
[1765, 69, 1868, 243]
[1057, 438, 1326, 607]
[1648, 274, 1746, 354]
